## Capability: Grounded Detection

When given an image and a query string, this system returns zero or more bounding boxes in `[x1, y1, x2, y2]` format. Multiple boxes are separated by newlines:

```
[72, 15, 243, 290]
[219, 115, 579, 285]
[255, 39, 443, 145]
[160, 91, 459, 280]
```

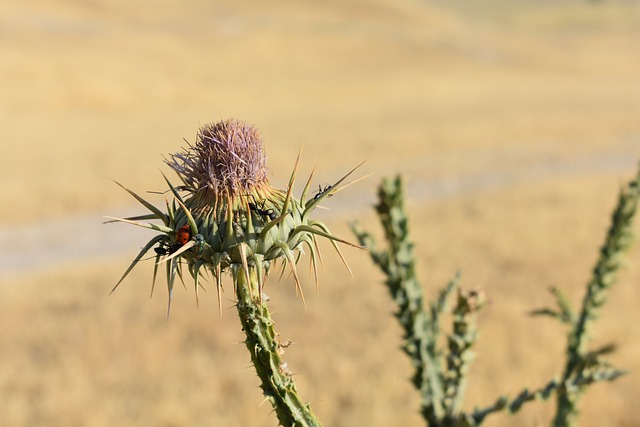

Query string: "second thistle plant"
[107, 119, 362, 427]
[355, 166, 640, 427]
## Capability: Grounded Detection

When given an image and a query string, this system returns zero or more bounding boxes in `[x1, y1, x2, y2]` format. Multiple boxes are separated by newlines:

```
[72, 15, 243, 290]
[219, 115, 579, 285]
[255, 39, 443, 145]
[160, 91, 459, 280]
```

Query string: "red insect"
[175, 225, 191, 245]
[154, 225, 192, 257]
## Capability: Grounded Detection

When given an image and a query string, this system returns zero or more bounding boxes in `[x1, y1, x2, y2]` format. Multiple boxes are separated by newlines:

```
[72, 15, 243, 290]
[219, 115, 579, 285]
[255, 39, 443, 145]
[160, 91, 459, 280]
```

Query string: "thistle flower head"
[108, 119, 364, 316]
[166, 119, 270, 206]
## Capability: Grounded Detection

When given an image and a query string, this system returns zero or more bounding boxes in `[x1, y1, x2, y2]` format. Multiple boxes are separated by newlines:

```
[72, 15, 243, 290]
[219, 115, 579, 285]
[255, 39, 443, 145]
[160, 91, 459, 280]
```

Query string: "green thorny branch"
[353, 165, 640, 427]
[352, 176, 487, 427]
[533, 164, 640, 427]
[235, 265, 322, 426]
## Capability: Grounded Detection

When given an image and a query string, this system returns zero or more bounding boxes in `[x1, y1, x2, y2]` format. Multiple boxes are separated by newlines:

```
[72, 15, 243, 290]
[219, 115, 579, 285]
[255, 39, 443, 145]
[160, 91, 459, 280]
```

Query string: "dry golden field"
[2, 1, 640, 426]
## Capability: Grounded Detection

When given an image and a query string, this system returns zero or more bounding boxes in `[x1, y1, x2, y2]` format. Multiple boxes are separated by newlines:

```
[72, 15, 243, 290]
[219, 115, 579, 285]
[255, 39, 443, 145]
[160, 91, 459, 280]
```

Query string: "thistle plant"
[107, 119, 363, 427]
[353, 167, 640, 427]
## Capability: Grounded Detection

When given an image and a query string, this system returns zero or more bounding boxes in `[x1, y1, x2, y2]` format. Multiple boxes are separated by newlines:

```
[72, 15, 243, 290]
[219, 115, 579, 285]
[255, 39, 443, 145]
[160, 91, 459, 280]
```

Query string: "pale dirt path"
[1, 142, 638, 279]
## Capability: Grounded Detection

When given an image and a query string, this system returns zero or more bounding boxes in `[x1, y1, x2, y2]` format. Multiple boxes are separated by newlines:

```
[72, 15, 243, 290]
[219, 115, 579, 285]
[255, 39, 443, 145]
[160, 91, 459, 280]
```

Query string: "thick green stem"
[234, 267, 322, 427]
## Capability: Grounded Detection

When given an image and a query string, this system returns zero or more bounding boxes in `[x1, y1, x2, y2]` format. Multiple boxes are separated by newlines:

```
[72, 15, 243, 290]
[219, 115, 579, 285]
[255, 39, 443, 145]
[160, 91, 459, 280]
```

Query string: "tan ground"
[2, 0, 640, 426]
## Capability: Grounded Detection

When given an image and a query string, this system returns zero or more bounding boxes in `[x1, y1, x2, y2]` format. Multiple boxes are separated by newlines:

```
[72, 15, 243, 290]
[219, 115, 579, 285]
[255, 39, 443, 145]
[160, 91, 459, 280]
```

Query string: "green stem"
[353, 176, 446, 425]
[553, 166, 640, 427]
[444, 291, 482, 418]
[234, 266, 323, 427]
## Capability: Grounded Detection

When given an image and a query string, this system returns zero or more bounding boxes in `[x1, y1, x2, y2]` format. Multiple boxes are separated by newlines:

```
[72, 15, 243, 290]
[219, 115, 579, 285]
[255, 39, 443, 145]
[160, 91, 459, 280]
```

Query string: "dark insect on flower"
[154, 243, 182, 256]
[249, 200, 278, 221]
[193, 234, 206, 259]
[313, 184, 333, 201]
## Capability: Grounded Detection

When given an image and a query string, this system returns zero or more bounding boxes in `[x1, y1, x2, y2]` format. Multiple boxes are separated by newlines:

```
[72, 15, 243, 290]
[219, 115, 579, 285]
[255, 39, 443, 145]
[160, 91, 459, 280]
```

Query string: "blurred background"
[2, 0, 640, 425]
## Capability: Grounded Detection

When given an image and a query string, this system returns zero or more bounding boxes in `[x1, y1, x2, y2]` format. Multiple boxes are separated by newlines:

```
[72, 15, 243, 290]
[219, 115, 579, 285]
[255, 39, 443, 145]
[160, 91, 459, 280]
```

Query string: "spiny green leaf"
[111, 179, 168, 224]
[111, 234, 166, 294]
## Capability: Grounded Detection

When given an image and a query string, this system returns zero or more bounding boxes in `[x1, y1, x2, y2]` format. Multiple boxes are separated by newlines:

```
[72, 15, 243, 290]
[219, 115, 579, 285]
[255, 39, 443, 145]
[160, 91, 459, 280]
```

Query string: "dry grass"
[2, 0, 640, 425]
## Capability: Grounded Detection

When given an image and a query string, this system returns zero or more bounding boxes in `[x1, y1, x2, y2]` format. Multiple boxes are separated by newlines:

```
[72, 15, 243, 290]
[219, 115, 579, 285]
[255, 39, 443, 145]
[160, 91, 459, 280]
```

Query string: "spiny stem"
[234, 266, 322, 427]
[352, 176, 446, 425]
[443, 289, 484, 417]
[553, 165, 640, 427]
